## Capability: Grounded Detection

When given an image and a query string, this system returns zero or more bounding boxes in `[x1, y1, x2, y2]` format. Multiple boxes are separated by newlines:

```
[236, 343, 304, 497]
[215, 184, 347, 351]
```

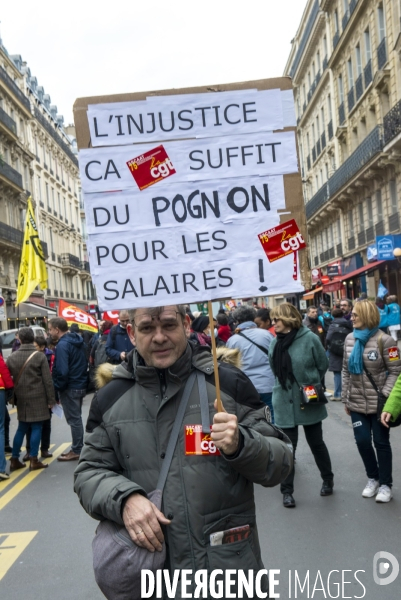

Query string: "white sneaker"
[362, 479, 379, 498]
[376, 485, 393, 503]
[0, 472, 10, 481]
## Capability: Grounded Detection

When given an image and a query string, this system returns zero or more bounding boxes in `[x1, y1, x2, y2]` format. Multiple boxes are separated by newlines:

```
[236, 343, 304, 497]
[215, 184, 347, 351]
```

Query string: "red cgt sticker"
[185, 425, 221, 456]
[387, 347, 400, 361]
[127, 145, 176, 191]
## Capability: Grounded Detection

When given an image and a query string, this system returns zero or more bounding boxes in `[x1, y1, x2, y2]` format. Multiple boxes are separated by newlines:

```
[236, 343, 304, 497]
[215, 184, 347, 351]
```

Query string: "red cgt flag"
[58, 299, 98, 333]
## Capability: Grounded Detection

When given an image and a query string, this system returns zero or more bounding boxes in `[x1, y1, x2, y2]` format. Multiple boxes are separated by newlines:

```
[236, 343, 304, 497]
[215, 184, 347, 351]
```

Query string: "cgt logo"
[373, 551, 399, 586]
[281, 231, 305, 252]
[150, 157, 174, 179]
[200, 436, 218, 454]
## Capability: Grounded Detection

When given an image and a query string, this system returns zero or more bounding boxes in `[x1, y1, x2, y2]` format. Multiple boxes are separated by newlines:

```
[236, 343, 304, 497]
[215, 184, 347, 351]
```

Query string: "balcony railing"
[357, 231, 366, 246]
[306, 126, 384, 220]
[0, 160, 23, 189]
[0, 106, 17, 135]
[80, 261, 90, 272]
[364, 60, 373, 88]
[348, 236, 356, 251]
[366, 226, 375, 243]
[316, 139, 321, 156]
[328, 120, 333, 140]
[389, 212, 400, 232]
[39, 200, 44, 208]
[383, 99, 401, 146]
[338, 102, 346, 125]
[333, 31, 340, 48]
[312, 146, 317, 163]
[337, 243, 343, 256]
[51, 251, 56, 261]
[289, 0, 320, 78]
[330, 125, 383, 196]
[375, 220, 385, 236]
[33, 107, 78, 168]
[348, 87, 355, 112]
[321, 131, 326, 150]
[322, 56, 328, 71]
[0, 66, 31, 111]
[342, 10, 350, 32]
[377, 38, 387, 70]
[355, 74, 363, 101]
[307, 155, 311, 170]
[61, 253, 80, 269]
[0, 222, 23, 247]
[314, 256, 319, 266]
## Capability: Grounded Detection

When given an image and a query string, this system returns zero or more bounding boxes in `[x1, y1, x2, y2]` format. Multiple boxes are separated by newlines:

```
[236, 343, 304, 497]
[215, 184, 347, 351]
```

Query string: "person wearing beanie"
[190, 316, 212, 346]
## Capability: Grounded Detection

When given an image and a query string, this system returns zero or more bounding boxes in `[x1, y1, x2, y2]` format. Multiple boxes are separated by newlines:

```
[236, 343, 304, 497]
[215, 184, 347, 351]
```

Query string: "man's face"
[127, 306, 190, 369]
[119, 312, 130, 329]
[308, 308, 318, 319]
[255, 316, 271, 330]
[340, 301, 351, 315]
[48, 324, 61, 340]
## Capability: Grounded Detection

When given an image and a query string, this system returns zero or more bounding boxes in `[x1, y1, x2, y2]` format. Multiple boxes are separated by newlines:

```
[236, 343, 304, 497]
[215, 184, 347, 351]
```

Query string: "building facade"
[0, 40, 95, 330]
[285, 0, 401, 304]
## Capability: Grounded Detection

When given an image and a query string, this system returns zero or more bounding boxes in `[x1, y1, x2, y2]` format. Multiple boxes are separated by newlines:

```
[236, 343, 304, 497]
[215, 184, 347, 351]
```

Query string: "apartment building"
[0, 40, 95, 330]
[285, 0, 401, 302]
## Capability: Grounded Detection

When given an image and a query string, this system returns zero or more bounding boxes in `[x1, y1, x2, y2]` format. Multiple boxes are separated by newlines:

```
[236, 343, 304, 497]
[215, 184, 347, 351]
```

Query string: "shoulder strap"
[237, 331, 269, 357]
[377, 334, 384, 361]
[156, 371, 197, 492]
[14, 351, 39, 387]
[363, 364, 380, 394]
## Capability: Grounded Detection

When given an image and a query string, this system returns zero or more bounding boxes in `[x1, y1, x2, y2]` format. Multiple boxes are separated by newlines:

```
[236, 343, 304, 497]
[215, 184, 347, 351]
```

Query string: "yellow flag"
[15, 197, 48, 306]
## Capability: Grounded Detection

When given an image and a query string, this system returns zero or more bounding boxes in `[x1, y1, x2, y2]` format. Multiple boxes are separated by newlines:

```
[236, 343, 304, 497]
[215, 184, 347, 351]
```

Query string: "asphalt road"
[1, 371, 400, 599]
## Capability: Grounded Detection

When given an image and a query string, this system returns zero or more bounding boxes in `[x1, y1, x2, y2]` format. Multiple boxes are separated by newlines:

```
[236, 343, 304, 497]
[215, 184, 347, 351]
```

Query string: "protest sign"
[87, 88, 285, 146]
[58, 300, 98, 333]
[74, 77, 308, 311]
[79, 131, 298, 193]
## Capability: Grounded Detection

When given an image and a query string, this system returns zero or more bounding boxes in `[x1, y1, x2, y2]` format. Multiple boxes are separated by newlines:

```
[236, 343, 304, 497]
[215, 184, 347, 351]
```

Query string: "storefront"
[6, 302, 57, 330]
[322, 260, 385, 301]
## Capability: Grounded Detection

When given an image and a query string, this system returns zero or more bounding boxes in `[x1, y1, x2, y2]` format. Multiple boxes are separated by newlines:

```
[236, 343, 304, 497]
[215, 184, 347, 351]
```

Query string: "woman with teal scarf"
[342, 300, 401, 504]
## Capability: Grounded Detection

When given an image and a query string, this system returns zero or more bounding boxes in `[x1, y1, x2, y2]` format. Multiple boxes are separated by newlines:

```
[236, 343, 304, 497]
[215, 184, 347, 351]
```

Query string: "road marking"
[0, 443, 70, 511]
[0, 531, 38, 580]
[0, 445, 56, 493]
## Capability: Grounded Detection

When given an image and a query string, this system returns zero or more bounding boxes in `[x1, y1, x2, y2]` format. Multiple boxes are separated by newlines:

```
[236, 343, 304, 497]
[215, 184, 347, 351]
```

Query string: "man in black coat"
[326, 308, 353, 400]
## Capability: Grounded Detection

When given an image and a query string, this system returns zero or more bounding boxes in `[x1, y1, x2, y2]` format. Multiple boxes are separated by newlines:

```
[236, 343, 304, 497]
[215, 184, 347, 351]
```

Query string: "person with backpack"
[226, 305, 275, 422]
[326, 307, 353, 401]
[386, 295, 401, 341]
[105, 311, 134, 364]
[342, 300, 401, 502]
[318, 303, 333, 332]
[90, 321, 114, 368]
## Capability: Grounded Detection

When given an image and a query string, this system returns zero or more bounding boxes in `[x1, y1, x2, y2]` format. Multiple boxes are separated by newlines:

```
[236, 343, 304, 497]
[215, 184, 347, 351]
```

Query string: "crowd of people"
[0, 297, 400, 512]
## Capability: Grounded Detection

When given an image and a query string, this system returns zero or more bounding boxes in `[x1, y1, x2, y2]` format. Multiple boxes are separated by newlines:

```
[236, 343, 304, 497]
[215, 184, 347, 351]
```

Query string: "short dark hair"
[307, 305, 317, 313]
[233, 306, 256, 324]
[49, 317, 68, 332]
[101, 320, 114, 333]
[331, 308, 343, 318]
[34, 335, 47, 348]
[341, 298, 353, 308]
[217, 314, 228, 326]
[256, 308, 271, 323]
[18, 327, 34, 344]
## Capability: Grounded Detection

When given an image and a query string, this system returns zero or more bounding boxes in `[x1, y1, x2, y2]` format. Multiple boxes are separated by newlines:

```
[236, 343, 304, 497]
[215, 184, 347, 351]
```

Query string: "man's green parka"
[74, 343, 293, 597]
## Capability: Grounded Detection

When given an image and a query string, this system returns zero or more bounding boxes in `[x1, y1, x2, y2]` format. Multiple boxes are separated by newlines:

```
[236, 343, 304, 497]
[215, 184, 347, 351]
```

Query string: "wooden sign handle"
[208, 301, 223, 412]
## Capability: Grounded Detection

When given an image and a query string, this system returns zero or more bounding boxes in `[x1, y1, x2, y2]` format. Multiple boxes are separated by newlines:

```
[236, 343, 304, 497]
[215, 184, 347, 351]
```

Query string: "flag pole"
[208, 301, 223, 412]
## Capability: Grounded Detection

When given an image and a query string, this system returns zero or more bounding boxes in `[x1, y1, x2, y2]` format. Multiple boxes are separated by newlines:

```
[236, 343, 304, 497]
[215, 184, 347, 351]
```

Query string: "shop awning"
[322, 261, 385, 292]
[7, 302, 57, 319]
[302, 286, 323, 300]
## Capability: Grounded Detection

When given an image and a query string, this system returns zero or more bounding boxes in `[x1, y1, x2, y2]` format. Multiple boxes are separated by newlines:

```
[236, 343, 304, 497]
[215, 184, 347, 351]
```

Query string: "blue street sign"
[376, 235, 401, 260]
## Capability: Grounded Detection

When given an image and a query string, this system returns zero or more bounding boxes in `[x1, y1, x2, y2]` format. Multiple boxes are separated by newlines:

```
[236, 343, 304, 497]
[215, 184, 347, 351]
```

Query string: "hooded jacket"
[52, 332, 88, 392]
[105, 324, 134, 363]
[268, 326, 329, 428]
[74, 343, 292, 596]
[342, 330, 401, 413]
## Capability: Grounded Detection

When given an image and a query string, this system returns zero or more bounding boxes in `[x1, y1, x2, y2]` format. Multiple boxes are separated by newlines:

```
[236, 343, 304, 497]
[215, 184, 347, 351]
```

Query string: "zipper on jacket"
[158, 370, 167, 397]
[116, 428, 121, 448]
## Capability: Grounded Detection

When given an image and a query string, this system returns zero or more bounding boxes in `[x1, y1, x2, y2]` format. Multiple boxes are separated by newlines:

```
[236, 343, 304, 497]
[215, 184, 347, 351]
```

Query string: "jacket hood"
[294, 325, 310, 339]
[95, 343, 242, 389]
[60, 332, 84, 347]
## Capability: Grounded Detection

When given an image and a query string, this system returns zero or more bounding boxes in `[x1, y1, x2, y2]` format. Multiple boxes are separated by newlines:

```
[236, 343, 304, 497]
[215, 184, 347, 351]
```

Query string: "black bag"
[299, 382, 328, 405]
[328, 325, 349, 357]
[363, 366, 401, 428]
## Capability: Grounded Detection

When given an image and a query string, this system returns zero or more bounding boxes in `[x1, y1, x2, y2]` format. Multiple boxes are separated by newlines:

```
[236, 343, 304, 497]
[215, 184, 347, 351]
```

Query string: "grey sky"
[1, 0, 307, 125]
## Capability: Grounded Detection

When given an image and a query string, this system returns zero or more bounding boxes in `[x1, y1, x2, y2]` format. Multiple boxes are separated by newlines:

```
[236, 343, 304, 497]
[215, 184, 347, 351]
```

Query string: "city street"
[1, 372, 400, 599]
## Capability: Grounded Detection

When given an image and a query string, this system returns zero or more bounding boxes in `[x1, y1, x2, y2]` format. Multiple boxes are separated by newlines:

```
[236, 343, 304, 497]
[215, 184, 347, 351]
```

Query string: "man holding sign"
[75, 304, 293, 598]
